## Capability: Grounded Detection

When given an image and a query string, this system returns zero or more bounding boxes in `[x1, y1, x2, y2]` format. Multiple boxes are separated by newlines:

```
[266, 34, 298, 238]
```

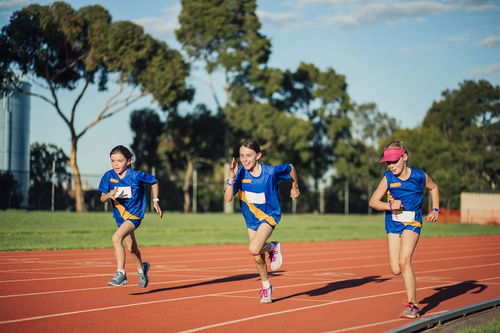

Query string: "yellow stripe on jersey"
[237, 190, 277, 226]
[113, 200, 140, 220]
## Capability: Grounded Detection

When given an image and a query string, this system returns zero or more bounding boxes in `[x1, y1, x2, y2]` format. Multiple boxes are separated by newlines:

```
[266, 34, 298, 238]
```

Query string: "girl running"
[99, 145, 163, 288]
[224, 138, 300, 303]
[369, 140, 439, 318]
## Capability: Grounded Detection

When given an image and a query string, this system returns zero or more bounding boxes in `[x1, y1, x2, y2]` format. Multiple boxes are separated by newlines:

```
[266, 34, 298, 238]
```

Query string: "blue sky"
[1, 0, 499, 182]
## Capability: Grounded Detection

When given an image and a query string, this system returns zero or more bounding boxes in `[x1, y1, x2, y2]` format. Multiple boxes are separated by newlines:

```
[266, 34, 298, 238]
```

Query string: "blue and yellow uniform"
[98, 169, 157, 228]
[385, 168, 426, 234]
[233, 163, 291, 230]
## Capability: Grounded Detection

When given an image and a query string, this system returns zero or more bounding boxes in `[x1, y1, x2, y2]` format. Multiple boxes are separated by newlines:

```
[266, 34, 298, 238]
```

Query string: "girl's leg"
[399, 230, 420, 304]
[123, 230, 143, 271]
[111, 221, 136, 270]
[247, 223, 274, 282]
[387, 233, 402, 275]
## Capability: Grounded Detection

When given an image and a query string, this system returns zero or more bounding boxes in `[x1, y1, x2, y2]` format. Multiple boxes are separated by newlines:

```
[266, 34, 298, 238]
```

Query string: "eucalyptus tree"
[29, 142, 72, 210]
[176, 0, 272, 211]
[130, 108, 164, 173]
[0, 2, 192, 211]
[162, 104, 225, 212]
[423, 80, 499, 190]
[268, 63, 351, 211]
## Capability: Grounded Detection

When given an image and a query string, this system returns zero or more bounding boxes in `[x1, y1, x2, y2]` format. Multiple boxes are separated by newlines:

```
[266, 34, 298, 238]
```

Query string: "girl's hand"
[290, 186, 300, 200]
[229, 157, 238, 179]
[426, 211, 438, 222]
[108, 187, 118, 200]
[390, 200, 403, 211]
[153, 201, 164, 219]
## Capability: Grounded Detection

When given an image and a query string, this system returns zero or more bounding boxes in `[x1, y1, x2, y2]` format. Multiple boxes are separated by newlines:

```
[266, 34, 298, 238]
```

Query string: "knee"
[248, 244, 261, 256]
[111, 234, 122, 246]
[398, 259, 410, 272]
[391, 268, 402, 276]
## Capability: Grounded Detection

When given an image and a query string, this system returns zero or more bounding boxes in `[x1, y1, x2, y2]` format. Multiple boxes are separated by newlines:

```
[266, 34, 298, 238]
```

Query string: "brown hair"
[110, 145, 133, 160]
[240, 138, 261, 154]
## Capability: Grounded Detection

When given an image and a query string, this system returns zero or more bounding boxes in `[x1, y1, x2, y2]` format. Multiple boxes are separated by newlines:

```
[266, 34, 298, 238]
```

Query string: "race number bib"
[392, 210, 416, 223]
[244, 191, 266, 204]
[114, 186, 132, 199]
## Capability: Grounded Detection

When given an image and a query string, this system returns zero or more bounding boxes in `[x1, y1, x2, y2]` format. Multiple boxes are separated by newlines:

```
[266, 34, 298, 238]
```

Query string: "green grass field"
[0, 210, 499, 251]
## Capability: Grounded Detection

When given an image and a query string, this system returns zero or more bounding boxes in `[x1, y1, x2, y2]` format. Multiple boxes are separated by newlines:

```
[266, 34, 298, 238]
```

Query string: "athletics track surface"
[0, 235, 499, 332]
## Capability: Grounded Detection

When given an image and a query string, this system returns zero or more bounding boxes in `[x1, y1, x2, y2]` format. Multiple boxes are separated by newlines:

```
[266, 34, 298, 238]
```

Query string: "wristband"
[432, 208, 440, 213]
[152, 198, 159, 202]
[225, 180, 233, 186]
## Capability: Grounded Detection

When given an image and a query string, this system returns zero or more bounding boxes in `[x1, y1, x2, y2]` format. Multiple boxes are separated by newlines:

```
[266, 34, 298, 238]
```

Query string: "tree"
[29, 142, 72, 210]
[423, 80, 499, 190]
[162, 104, 225, 212]
[130, 108, 164, 173]
[0, 172, 22, 209]
[0, 2, 192, 211]
[176, 0, 272, 212]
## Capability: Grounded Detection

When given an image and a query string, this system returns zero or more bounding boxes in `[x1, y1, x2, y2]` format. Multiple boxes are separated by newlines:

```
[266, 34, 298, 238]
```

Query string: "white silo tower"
[0, 82, 31, 207]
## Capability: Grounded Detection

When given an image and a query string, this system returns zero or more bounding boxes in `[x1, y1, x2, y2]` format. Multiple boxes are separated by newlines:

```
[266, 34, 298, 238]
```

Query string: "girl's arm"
[425, 173, 439, 222]
[151, 182, 163, 218]
[289, 164, 300, 200]
[369, 177, 401, 211]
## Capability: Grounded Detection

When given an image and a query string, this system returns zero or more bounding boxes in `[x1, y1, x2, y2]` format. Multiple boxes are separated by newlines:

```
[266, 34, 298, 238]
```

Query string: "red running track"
[0, 235, 499, 332]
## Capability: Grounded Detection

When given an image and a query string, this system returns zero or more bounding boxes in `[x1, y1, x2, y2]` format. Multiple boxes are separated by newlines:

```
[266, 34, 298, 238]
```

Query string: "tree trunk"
[182, 158, 193, 213]
[69, 137, 86, 212]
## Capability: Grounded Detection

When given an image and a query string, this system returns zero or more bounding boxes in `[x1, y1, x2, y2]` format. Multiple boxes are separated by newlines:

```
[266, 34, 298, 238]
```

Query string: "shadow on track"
[420, 280, 488, 315]
[130, 272, 282, 295]
[272, 275, 390, 303]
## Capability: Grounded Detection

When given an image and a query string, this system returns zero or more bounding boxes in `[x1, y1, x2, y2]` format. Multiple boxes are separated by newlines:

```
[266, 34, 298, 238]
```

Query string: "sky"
[1, 0, 499, 185]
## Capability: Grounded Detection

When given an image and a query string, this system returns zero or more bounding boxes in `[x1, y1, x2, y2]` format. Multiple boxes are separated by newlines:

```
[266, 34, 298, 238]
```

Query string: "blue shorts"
[115, 216, 142, 229]
[385, 220, 421, 235]
[246, 219, 277, 231]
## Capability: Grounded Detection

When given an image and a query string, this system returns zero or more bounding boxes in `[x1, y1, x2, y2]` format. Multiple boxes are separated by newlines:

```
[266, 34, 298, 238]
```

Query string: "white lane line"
[1, 262, 498, 299]
[2, 275, 498, 328]
[322, 310, 448, 333]
[176, 277, 498, 333]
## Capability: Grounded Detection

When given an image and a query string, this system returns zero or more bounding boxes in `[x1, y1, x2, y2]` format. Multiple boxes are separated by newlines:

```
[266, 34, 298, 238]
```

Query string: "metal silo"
[0, 82, 31, 207]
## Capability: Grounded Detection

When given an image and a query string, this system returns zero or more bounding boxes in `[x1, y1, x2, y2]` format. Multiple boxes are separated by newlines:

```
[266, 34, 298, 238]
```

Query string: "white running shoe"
[259, 286, 273, 303]
[269, 241, 282, 271]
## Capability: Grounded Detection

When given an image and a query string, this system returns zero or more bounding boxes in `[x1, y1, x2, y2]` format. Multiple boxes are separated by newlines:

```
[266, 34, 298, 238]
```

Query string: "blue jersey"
[98, 168, 157, 222]
[233, 163, 291, 230]
[384, 168, 426, 229]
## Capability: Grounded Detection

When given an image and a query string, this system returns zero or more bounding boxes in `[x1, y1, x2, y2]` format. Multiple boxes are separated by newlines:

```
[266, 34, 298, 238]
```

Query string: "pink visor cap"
[379, 147, 406, 163]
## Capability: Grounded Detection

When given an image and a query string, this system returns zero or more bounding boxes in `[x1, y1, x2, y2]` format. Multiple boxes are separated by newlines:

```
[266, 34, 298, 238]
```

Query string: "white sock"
[117, 269, 125, 274]
[138, 268, 144, 273]
[262, 279, 271, 289]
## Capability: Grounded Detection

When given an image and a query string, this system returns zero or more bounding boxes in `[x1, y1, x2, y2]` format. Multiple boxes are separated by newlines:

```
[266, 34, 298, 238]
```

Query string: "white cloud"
[256, 10, 301, 29]
[471, 63, 500, 76]
[478, 35, 500, 48]
[133, 4, 181, 42]
[323, 2, 455, 28]
[0, 0, 28, 10]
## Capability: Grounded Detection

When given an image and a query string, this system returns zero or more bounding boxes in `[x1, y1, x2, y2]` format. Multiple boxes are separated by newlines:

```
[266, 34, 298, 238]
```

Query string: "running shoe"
[108, 271, 127, 286]
[400, 300, 420, 319]
[269, 241, 282, 271]
[138, 262, 150, 288]
[259, 286, 273, 303]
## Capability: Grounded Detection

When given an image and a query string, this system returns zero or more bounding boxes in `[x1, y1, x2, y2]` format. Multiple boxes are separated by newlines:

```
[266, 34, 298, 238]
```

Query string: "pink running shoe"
[269, 241, 282, 271]
[259, 286, 273, 303]
[400, 299, 420, 319]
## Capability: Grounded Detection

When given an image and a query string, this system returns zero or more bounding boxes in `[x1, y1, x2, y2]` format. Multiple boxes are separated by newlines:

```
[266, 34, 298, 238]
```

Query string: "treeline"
[0, 1, 498, 212]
